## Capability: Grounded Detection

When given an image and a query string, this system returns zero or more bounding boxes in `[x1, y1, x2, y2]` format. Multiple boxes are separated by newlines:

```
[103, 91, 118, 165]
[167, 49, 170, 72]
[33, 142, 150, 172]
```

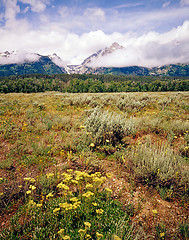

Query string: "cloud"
[87, 21, 189, 68]
[162, 1, 171, 8]
[19, 0, 50, 13]
[180, 0, 189, 6]
[0, 1, 189, 68]
[112, 3, 144, 9]
[0, 51, 40, 65]
[58, 6, 69, 18]
[84, 8, 106, 22]
[0, 21, 189, 67]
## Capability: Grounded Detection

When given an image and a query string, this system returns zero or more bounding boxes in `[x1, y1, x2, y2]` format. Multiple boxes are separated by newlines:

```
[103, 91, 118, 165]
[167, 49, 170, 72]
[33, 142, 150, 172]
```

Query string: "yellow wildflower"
[86, 183, 93, 189]
[86, 234, 91, 239]
[71, 180, 78, 185]
[160, 232, 165, 238]
[29, 185, 36, 191]
[105, 188, 112, 193]
[82, 191, 94, 199]
[96, 209, 104, 215]
[84, 222, 91, 229]
[90, 143, 95, 147]
[58, 229, 64, 235]
[112, 234, 122, 240]
[152, 209, 157, 214]
[0, 192, 3, 196]
[24, 177, 31, 181]
[57, 182, 69, 190]
[46, 192, 54, 198]
[29, 178, 36, 183]
[78, 229, 85, 234]
[53, 207, 60, 213]
[96, 232, 103, 239]
[106, 173, 113, 178]
[0, 178, 3, 181]
[36, 203, 42, 207]
[70, 197, 79, 202]
[63, 235, 70, 240]
[92, 202, 98, 206]
[46, 173, 54, 178]
[26, 190, 31, 195]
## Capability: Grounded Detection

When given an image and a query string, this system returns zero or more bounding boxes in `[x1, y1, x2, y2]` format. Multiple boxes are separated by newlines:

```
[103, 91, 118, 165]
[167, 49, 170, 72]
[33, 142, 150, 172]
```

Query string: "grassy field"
[0, 91, 188, 239]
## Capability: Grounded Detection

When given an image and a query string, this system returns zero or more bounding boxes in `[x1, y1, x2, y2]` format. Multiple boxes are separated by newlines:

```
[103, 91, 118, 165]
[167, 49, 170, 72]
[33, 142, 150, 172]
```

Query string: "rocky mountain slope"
[0, 44, 189, 76]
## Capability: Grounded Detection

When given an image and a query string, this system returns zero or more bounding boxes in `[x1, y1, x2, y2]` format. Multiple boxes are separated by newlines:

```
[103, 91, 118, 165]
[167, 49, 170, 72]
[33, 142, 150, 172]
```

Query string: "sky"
[0, 0, 189, 67]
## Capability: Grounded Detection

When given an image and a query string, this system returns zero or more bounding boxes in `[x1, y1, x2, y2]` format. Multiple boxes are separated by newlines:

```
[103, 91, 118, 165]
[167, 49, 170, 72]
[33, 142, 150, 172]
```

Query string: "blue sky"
[0, 0, 189, 66]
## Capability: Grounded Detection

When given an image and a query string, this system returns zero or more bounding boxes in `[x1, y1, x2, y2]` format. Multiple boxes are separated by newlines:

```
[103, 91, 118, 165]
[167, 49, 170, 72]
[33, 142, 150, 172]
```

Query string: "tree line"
[0, 74, 188, 93]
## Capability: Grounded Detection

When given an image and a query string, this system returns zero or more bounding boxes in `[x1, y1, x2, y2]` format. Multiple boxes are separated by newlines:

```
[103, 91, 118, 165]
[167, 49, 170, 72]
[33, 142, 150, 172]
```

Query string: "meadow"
[0, 91, 188, 239]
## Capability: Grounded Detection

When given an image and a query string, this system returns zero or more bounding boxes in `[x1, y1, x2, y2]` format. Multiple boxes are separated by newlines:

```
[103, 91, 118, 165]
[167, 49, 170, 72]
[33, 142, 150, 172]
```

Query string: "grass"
[0, 91, 188, 239]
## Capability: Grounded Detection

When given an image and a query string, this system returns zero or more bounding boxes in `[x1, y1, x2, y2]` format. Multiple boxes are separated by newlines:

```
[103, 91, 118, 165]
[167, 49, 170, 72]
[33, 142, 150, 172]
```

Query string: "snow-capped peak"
[0, 50, 40, 65]
[48, 53, 66, 68]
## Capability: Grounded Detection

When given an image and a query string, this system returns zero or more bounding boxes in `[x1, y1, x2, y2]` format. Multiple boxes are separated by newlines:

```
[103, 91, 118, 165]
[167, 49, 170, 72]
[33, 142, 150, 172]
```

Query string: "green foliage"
[0, 158, 13, 170]
[0, 170, 131, 240]
[0, 74, 188, 93]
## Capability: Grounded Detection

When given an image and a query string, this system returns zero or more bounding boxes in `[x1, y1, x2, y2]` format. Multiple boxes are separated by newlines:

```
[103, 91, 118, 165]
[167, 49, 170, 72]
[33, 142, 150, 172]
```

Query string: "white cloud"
[88, 21, 189, 68]
[19, 0, 50, 13]
[162, 1, 171, 8]
[0, 21, 189, 67]
[58, 6, 69, 18]
[84, 8, 106, 22]
[180, 0, 189, 6]
[0, 51, 40, 65]
[0, 1, 189, 67]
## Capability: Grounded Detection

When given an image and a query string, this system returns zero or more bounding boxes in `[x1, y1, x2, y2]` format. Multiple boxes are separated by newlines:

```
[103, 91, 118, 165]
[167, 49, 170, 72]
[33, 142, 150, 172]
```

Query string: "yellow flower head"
[105, 188, 112, 193]
[46, 173, 54, 179]
[53, 207, 60, 213]
[70, 197, 78, 202]
[86, 183, 93, 189]
[29, 185, 36, 191]
[63, 235, 70, 240]
[92, 202, 98, 207]
[82, 191, 94, 199]
[152, 209, 157, 214]
[36, 203, 42, 207]
[58, 229, 64, 235]
[90, 143, 95, 147]
[106, 173, 113, 178]
[86, 234, 91, 239]
[29, 178, 36, 183]
[46, 192, 54, 198]
[84, 222, 91, 229]
[96, 209, 104, 215]
[24, 177, 31, 181]
[112, 234, 122, 240]
[78, 229, 85, 234]
[96, 232, 103, 239]
[26, 190, 31, 195]
[160, 232, 165, 238]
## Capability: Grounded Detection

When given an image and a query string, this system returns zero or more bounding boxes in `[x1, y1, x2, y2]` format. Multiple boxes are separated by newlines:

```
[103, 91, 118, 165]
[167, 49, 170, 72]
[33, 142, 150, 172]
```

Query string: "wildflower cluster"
[22, 169, 116, 239]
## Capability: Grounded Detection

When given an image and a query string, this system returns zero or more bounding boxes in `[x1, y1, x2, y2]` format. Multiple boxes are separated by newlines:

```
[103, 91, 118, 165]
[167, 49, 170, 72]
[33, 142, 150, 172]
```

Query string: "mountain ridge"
[0, 43, 189, 76]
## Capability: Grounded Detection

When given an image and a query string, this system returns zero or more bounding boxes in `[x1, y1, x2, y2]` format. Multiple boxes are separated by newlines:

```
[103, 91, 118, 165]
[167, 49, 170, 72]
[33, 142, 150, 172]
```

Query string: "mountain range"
[0, 43, 189, 76]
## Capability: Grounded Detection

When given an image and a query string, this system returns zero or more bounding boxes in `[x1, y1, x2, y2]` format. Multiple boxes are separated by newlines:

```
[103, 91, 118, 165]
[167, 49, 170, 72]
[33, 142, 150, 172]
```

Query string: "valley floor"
[0, 92, 188, 239]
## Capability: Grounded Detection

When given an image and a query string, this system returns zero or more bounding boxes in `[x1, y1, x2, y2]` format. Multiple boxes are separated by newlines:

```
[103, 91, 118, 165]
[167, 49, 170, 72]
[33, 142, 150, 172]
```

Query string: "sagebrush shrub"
[85, 107, 130, 145]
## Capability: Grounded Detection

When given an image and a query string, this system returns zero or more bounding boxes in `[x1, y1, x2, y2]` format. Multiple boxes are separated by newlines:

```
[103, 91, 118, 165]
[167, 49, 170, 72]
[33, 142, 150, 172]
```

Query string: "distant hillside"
[73, 63, 189, 76]
[0, 56, 65, 76]
[0, 46, 189, 76]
